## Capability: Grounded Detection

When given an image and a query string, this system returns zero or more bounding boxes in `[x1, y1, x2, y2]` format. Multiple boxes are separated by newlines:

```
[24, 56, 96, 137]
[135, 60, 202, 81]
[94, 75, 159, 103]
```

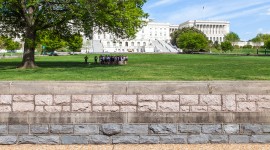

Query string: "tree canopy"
[171, 27, 208, 52]
[0, 0, 148, 68]
[224, 32, 240, 42]
[250, 33, 270, 43]
[221, 41, 233, 52]
[265, 39, 270, 49]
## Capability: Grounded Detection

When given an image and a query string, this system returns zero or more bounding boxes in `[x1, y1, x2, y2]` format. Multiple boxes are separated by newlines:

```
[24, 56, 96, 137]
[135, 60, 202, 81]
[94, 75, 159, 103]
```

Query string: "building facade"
[82, 20, 180, 53]
[178, 20, 230, 43]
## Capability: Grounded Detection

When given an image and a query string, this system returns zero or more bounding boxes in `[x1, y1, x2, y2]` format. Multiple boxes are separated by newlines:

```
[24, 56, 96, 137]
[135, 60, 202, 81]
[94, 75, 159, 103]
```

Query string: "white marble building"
[82, 19, 179, 53]
[178, 20, 230, 43]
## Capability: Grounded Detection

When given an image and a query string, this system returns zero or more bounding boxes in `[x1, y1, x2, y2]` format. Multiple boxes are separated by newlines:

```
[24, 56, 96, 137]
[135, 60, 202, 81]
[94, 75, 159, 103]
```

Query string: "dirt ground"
[0, 144, 270, 150]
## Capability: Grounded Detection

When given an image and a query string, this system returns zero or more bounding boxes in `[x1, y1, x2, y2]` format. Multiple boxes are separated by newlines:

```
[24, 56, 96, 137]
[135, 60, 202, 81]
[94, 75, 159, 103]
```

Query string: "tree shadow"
[0, 61, 123, 70]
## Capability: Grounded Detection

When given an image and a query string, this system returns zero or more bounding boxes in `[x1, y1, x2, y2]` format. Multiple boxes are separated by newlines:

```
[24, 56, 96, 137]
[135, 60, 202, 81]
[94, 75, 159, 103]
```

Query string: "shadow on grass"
[0, 61, 123, 69]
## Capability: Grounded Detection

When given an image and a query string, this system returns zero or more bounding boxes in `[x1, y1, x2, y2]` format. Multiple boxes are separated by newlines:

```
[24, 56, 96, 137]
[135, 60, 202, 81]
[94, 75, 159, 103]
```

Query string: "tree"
[66, 34, 83, 53]
[172, 27, 208, 51]
[0, 36, 5, 49]
[0, 0, 148, 68]
[213, 41, 221, 50]
[265, 39, 270, 49]
[4, 38, 21, 51]
[37, 30, 66, 52]
[250, 33, 270, 43]
[224, 32, 240, 42]
[221, 41, 233, 52]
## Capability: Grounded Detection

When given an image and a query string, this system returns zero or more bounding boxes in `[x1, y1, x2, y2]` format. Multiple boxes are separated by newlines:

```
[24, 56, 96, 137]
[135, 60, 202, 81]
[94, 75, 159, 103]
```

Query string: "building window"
[131, 42, 134, 46]
[125, 42, 128, 46]
[119, 42, 122, 47]
[143, 42, 146, 46]
[137, 42, 140, 46]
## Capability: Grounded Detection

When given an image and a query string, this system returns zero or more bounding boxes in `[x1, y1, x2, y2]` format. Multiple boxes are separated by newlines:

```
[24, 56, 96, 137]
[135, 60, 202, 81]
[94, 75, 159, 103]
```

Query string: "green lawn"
[0, 54, 270, 80]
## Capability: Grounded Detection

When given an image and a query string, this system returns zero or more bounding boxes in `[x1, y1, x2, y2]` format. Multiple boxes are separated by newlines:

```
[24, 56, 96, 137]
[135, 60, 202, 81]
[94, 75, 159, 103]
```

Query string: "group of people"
[84, 55, 128, 65]
[95, 55, 128, 65]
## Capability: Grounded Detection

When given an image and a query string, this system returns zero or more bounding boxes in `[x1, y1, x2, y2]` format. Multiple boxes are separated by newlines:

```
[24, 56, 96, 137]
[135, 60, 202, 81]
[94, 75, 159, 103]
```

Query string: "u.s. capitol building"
[82, 19, 230, 53]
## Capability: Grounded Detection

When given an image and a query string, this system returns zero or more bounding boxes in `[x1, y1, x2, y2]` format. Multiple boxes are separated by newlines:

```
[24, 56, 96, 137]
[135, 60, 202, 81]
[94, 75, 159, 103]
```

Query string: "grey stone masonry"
[0, 123, 269, 144]
[149, 124, 177, 134]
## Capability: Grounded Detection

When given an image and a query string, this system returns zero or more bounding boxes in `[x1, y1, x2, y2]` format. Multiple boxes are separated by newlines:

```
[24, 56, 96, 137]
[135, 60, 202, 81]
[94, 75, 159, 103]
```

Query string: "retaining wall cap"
[1, 81, 270, 95]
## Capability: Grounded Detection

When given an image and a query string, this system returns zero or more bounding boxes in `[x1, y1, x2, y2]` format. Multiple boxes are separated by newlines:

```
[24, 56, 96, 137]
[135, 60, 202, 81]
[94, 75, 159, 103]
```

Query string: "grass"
[0, 53, 270, 81]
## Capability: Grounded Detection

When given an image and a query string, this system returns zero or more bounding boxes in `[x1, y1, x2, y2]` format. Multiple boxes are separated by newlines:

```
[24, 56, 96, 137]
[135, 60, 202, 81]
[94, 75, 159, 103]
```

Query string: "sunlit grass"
[0, 54, 270, 80]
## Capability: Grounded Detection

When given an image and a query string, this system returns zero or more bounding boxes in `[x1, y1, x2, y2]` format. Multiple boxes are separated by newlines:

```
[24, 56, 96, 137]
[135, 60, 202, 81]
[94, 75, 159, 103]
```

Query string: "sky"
[143, 0, 270, 41]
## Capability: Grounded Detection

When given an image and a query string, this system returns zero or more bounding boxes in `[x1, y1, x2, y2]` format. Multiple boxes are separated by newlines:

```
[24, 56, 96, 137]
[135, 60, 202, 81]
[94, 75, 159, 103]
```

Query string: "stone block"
[101, 124, 121, 136]
[209, 135, 228, 143]
[0, 95, 12, 104]
[180, 106, 190, 112]
[62, 106, 70, 112]
[138, 102, 156, 112]
[202, 124, 222, 134]
[72, 95, 92, 103]
[88, 135, 110, 144]
[257, 102, 270, 111]
[0, 125, 7, 134]
[140, 136, 159, 144]
[13, 95, 34, 102]
[54, 95, 71, 105]
[92, 106, 103, 112]
[92, 95, 112, 106]
[160, 135, 187, 144]
[0, 106, 11, 112]
[122, 124, 148, 134]
[224, 124, 239, 134]
[180, 95, 199, 105]
[251, 135, 270, 143]
[61, 136, 88, 144]
[179, 124, 201, 134]
[18, 135, 36, 144]
[138, 95, 162, 102]
[248, 95, 270, 102]
[236, 95, 247, 101]
[200, 95, 221, 106]
[237, 102, 256, 111]
[113, 95, 137, 105]
[103, 106, 119, 112]
[13, 102, 34, 112]
[208, 106, 221, 111]
[30, 125, 49, 134]
[188, 134, 209, 144]
[191, 106, 207, 112]
[44, 106, 62, 112]
[0, 136, 17, 144]
[222, 95, 236, 111]
[120, 106, 137, 112]
[149, 124, 177, 134]
[9, 125, 29, 134]
[112, 136, 139, 144]
[158, 102, 179, 112]
[35, 106, 44, 112]
[163, 95, 179, 101]
[74, 125, 99, 135]
[50, 125, 73, 134]
[229, 135, 250, 143]
[262, 125, 270, 133]
[35, 95, 53, 105]
[242, 124, 262, 134]
[38, 136, 60, 144]
[72, 103, 91, 112]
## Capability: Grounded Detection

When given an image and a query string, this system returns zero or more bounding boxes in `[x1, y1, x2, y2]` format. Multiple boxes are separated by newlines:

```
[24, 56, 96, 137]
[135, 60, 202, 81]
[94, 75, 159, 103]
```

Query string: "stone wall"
[0, 81, 270, 144]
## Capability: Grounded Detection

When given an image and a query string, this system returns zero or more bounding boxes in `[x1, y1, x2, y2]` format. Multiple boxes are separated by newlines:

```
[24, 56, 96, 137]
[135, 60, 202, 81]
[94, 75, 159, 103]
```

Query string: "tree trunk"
[19, 28, 37, 69]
